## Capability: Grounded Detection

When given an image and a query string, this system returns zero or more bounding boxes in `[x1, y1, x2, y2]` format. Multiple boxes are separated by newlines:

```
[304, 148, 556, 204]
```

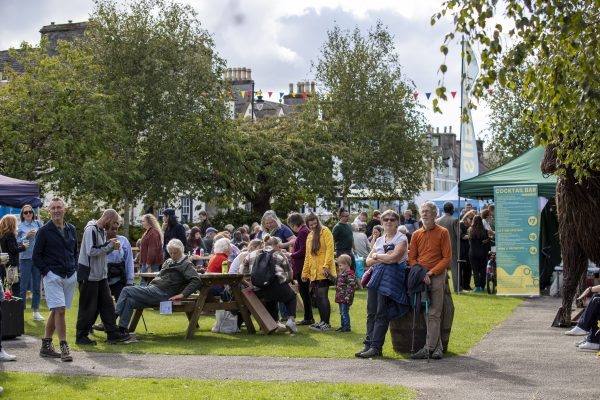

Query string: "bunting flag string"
[226, 87, 476, 102]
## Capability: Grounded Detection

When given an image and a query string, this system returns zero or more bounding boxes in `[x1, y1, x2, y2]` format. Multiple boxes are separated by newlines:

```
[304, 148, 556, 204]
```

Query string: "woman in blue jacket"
[17, 205, 44, 321]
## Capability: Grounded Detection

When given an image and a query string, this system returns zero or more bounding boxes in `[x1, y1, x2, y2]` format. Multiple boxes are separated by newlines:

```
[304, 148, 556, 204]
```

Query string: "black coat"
[0, 232, 25, 266]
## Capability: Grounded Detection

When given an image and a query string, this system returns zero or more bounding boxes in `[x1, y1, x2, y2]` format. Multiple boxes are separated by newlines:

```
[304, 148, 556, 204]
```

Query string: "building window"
[181, 196, 191, 223]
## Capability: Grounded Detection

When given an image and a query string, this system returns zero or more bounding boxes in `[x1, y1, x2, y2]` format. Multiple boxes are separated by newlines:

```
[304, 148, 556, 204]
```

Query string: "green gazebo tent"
[459, 146, 560, 290]
[459, 146, 557, 199]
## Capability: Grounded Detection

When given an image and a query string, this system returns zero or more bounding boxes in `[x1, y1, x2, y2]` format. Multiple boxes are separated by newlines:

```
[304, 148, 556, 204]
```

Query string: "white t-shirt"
[375, 231, 408, 263]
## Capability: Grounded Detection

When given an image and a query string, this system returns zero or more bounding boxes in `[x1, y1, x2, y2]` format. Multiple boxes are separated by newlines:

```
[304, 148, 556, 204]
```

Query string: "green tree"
[485, 70, 534, 168]
[82, 0, 230, 229]
[0, 40, 120, 199]
[208, 109, 336, 215]
[433, 0, 600, 179]
[313, 22, 432, 204]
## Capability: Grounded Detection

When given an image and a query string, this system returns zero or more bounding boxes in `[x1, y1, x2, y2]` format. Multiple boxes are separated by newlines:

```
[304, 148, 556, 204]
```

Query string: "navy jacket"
[163, 223, 187, 259]
[367, 261, 410, 319]
[33, 221, 78, 278]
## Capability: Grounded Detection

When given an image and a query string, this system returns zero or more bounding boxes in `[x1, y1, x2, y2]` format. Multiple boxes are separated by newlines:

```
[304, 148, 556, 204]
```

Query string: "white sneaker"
[565, 326, 588, 336]
[276, 322, 287, 332]
[575, 338, 587, 347]
[285, 319, 298, 334]
[33, 312, 45, 321]
[578, 341, 600, 351]
[0, 349, 16, 361]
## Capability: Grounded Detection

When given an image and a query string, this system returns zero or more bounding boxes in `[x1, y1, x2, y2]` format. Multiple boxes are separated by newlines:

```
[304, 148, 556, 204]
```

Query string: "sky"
[0, 0, 491, 139]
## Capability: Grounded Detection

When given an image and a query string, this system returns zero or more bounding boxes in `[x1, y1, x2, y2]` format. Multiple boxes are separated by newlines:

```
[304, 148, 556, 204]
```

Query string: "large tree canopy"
[433, 0, 600, 180]
[313, 22, 431, 203]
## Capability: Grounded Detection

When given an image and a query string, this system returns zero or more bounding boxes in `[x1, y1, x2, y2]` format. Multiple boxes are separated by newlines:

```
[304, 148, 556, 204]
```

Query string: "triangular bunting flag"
[240, 90, 245, 98]
[248, 90, 252, 98]
[425, 92, 432, 99]
[291, 91, 296, 97]
[256, 90, 262, 96]
[279, 92, 284, 98]
[451, 91, 457, 98]
[413, 92, 419, 100]
[268, 91, 273, 98]
[302, 92, 308, 99]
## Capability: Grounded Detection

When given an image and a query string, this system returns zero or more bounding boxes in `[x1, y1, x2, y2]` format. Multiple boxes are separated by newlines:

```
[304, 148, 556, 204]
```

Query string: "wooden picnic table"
[129, 272, 262, 339]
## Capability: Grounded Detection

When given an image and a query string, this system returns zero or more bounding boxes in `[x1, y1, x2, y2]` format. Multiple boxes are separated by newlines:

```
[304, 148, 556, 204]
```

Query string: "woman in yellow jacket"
[302, 213, 336, 332]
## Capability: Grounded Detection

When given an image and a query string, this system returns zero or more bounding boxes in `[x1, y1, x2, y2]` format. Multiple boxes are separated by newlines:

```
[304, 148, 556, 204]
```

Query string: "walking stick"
[141, 313, 148, 332]
[410, 293, 417, 354]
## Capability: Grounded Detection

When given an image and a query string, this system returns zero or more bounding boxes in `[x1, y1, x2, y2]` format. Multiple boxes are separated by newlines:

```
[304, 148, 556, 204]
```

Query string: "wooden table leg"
[129, 308, 143, 332]
[186, 286, 209, 339]
[230, 285, 256, 334]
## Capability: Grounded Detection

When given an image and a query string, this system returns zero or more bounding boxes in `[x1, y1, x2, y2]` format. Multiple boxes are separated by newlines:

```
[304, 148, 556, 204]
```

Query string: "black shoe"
[356, 347, 382, 358]
[335, 327, 343, 332]
[107, 331, 131, 344]
[297, 319, 315, 326]
[339, 327, 351, 332]
[60, 341, 73, 362]
[411, 347, 432, 359]
[76, 336, 97, 346]
[354, 345, 370, 357]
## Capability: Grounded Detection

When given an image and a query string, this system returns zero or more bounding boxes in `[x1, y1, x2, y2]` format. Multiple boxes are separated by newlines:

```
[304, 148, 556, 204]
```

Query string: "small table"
[129, 272, 256, 339]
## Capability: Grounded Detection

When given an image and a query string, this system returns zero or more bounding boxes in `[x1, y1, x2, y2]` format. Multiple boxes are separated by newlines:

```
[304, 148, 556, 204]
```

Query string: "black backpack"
[251, 249, 277, 289]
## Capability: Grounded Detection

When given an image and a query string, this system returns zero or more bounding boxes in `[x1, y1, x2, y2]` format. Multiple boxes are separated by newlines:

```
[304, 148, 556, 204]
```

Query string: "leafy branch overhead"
[433, 0, 600, 180]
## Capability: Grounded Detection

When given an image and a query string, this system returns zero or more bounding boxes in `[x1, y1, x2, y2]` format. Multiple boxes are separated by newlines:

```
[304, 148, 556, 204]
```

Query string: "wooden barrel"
[390, 281, 454, 353]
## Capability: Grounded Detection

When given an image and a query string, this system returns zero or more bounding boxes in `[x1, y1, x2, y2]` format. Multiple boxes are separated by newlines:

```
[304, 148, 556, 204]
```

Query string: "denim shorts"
[43, 271, 77, 309]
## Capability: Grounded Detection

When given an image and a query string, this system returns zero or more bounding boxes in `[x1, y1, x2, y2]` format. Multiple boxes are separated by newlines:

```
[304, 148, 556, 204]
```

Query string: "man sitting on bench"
[115, 239, 201, 335]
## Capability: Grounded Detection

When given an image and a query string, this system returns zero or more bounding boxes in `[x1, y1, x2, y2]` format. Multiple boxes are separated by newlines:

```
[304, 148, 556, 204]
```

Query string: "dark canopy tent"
[0, 174, 43, 208]
[459, 146, 557, 199]
[458, 147, 561, 290]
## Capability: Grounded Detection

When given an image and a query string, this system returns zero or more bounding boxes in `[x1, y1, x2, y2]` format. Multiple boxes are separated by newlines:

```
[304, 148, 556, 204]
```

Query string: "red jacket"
[140, 228, 163, 267]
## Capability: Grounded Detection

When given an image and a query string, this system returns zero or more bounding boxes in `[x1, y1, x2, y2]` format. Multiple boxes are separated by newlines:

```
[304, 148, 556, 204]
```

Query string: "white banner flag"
[460, 40, 480, 181]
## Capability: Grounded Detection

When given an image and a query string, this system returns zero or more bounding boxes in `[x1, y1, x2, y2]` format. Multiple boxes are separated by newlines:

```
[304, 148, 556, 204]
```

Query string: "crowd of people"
[0, 196, 504, 374]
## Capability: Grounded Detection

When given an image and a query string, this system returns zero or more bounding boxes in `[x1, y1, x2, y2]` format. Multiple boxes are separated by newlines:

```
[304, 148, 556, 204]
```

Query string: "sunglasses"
[382, 218, 397, 222]
[22, 210, 33, 215]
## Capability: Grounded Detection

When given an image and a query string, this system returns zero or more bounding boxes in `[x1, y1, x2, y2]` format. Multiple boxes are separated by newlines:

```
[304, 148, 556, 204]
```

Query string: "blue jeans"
[19, 258, 41, 310]
[139, 264, 160, 287]
[339, 303, 351, 329]
[116, 285, 169, 329]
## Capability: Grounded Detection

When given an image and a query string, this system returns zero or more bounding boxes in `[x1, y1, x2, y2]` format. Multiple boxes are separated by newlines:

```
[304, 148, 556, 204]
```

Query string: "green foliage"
[208, 111, 336, 214]
[0, 372, 416, 400]
[313, 21, 432, 201]
[209, 208, 262, 232]
[0, 40, 121, 199]
[433, 0, 600, 180]
[484, 68, 534, 168]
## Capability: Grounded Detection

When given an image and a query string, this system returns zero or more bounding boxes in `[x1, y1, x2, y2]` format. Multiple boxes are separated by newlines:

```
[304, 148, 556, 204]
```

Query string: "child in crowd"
[324, 254, 360, 332]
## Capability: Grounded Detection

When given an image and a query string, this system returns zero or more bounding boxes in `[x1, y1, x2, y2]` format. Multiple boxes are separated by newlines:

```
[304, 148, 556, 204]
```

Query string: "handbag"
[211, 310, 240, 334]
[6, 265, 19, 286]
[361, 266, 373, 287]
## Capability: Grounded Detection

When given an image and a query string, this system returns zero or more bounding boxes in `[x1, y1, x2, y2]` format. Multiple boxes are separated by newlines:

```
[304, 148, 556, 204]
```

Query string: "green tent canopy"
[459, 147, 558, 199]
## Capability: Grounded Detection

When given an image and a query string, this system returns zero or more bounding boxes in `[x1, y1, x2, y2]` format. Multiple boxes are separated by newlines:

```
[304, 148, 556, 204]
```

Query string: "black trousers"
[364, 288, 392, 351]
[256, 282, 297, 322]
[469, 254, 488, 288]
[109, 281, 126, 303]
[297, 278, 313, 321]
[76, 279, 119, 338]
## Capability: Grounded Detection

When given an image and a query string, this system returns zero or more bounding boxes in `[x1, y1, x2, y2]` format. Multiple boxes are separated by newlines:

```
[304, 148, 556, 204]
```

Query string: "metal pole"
[251, 80, 255, 121]
[456, 37, 466, 294]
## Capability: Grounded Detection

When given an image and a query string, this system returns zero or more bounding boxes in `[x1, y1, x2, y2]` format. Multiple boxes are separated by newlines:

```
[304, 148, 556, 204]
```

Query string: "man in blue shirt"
[33, 198, 78, 362]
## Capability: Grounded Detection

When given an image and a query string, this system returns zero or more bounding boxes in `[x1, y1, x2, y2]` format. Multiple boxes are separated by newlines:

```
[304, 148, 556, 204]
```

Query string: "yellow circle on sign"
[529, 232, 537, 241]
[528, 216, 538, 226]
[529, 246, 538, 255]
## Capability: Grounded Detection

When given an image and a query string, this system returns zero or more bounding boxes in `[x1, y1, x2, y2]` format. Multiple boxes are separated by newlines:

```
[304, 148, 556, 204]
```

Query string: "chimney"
[436, 127, 439, 133]
[289, 83, 293, 94]
[50, 22, 55, 25]
[310, 81, 316, 93]
[449, 126, 452, 133]
[247, 68, 252, 81]
[297, 82, 302, 94]
[444, 126, 447, 133]
[241, 67, 247, 80]
[68, 20, 72, 23]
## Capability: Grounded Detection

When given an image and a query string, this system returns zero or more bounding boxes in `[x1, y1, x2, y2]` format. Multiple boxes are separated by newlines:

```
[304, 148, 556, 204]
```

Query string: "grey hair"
[261, 210, 282, 232]
[420, 201, 438, 216]
[166, 239, 185, 254]
[265, 236, 282, 247]
[213, 237, 231, 254]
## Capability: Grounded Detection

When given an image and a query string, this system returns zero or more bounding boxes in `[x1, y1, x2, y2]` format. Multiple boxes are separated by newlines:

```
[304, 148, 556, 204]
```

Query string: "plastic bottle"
[221, 260, 229, 273]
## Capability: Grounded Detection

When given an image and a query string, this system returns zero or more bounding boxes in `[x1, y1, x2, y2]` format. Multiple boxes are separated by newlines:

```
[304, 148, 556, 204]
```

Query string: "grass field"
[0, 371, 416, 400]
[21, 287, 521, 359]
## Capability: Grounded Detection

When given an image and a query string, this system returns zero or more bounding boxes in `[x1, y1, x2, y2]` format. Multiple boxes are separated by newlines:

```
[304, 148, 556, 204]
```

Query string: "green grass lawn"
[22, 285, 521, 359]
[0, 371, 416, 400]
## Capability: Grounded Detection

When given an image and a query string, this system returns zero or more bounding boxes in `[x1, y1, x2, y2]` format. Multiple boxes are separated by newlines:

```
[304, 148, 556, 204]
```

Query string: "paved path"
[1, 296, 598, 399]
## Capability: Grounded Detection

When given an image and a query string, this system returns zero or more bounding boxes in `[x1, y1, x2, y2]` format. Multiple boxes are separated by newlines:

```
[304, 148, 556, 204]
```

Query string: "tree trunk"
[250, 191, 272, 216]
